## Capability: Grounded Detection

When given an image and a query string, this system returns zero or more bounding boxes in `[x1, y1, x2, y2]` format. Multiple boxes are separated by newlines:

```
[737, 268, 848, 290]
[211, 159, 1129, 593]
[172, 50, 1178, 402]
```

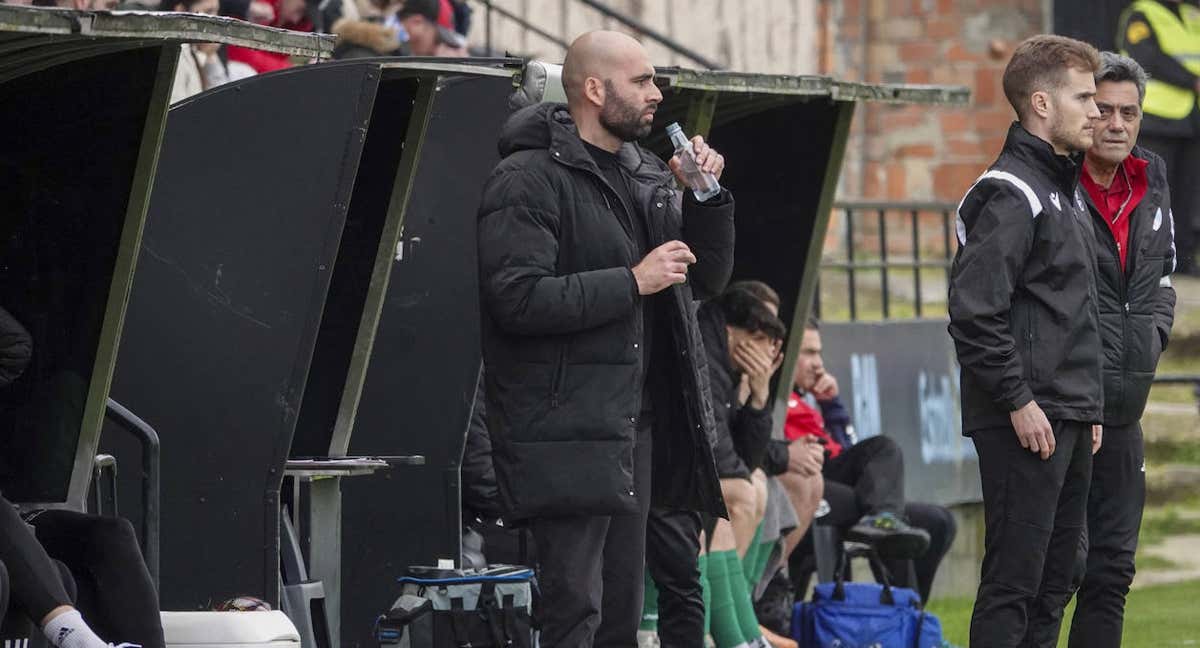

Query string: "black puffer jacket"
[0, 307, 31, 388]
[1085, 146, 1176, 426]
[949, 123, 1103, 433]
[477, 103, 734, 520]
[697, 301, 773, 479]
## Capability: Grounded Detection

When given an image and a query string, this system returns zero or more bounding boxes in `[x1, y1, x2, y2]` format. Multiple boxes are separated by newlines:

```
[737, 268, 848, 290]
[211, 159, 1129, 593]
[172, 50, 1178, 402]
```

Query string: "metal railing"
[103, 397, 161, 588]
[1151, 374, 1200, 415]
[471, 0, 723, 70]
[815, 201, 958, 321]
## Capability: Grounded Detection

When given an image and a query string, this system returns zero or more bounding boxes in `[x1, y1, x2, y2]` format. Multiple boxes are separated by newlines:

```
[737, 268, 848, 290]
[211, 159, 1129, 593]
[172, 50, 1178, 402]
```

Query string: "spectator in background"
[217, 0, 275, 23]
[31, 0, 118, 10]
[164, 0, 256, 103]
[397, 0, 467, 57]
[225, 0, 312, 73]
[1117, 0, 1200, 274]
[322, 0, 405, 59]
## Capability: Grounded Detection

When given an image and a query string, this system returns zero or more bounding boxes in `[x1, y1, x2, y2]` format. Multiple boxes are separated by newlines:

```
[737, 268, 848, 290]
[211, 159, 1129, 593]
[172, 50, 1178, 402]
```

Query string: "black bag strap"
[831, 543, 895, 606]
[913, 610, 926, 648]
[477, 581, 512, 647]
[449, 597, 473, 648]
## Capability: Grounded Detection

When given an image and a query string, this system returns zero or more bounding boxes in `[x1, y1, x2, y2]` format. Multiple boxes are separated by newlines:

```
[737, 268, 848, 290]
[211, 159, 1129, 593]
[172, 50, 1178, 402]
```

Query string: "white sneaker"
[636, 630, 660, 648]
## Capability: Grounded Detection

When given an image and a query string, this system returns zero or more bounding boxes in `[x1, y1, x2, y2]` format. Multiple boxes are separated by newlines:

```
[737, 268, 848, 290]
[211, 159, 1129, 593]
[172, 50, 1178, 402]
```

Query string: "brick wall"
[825, 0, 1049, 202]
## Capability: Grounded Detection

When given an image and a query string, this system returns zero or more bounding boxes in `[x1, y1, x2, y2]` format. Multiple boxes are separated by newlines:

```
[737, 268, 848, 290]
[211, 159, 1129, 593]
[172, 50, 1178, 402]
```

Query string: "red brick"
[975, 108, 1017, 133]
[933, 162, 986, 200]
[946, 137, 982, 157]
[900, 41, 939, 62]
[908, 67, 932, 84]
[896, 143, 937, 158]
[882, 107, 924, 129]
[843, 0, 861, 19]
[937, 0, 955, 12]
[947, 43, 982, 63]
[940, 111, 971, 133]
[926, 16, 960, 39]
[974, 67, 1002, 106]
[886, 163, 908, 200]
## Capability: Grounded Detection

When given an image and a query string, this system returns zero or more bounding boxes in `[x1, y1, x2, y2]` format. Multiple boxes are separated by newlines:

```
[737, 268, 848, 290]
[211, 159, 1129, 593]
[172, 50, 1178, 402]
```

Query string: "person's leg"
[530, 513, 610, 648]
[777, 471, 823, 558]
[821, 436, 905, 515]
[645, 508, 703, 648]
[1023, 421, 1092, 647]
[901, 502, 957, 603]
[706, 519, 753, 648]
[595, 422, 654, 648]
[0, 502, 71, 624]
[29, 511, 164, 648]
[1067, 421, 1144, 648]
[720, 477, 758, 559]
[968, 422, 1082, 648]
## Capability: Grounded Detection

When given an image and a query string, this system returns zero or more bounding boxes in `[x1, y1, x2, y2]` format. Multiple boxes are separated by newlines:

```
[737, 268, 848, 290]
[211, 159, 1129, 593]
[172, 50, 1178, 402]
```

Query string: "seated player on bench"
[0, 305, 163, 648]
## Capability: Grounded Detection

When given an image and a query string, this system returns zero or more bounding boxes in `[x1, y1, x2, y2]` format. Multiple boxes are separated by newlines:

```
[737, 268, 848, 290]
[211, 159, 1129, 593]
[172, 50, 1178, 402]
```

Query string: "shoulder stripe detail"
[955, 169, 1043, 245]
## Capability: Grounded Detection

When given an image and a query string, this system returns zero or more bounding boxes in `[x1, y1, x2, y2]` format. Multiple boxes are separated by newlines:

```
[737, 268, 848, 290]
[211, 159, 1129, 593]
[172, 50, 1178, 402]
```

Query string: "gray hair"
[1095, 51, 1149, 104]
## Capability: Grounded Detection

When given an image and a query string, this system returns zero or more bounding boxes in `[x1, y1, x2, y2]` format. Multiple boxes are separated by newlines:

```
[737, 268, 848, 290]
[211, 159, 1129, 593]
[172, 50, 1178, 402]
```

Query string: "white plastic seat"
[160, 612, 300, 648]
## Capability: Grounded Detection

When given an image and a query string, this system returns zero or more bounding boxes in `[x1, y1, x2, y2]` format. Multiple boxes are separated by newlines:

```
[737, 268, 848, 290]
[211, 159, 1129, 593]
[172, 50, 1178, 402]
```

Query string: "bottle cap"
[665, 122, 683, 136]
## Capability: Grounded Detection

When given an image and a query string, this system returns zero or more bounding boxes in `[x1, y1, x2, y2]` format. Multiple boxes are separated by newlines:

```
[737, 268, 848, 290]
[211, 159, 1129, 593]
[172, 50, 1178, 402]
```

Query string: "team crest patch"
[1127, 20, 1151, 45]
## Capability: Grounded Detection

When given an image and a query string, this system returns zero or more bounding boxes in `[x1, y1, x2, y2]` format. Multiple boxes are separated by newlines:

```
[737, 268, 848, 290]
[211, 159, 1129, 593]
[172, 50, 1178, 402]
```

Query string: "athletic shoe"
[845, 512, 930, 559]
[636, 630, 659, 648]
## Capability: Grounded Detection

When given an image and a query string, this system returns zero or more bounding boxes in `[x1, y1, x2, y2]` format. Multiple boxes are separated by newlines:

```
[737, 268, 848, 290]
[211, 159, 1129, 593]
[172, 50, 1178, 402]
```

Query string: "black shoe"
[845, 512, 930, 559]
[753, 568, 793, 637]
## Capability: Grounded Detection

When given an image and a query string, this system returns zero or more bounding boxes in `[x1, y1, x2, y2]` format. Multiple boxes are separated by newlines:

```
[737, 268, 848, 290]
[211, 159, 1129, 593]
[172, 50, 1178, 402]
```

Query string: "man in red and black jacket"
[1067, 52, 1176, 648]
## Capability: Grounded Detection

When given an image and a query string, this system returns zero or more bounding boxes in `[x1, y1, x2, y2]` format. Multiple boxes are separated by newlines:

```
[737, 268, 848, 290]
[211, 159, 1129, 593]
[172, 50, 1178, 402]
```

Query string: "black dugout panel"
[107, 62, 402, 610]
[0, 6, 330, 515]
[339, 72, 514, 645]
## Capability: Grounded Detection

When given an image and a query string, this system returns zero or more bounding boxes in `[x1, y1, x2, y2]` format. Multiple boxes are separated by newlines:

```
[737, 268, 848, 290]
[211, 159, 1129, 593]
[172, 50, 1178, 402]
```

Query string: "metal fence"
[815, 200, 959, 321]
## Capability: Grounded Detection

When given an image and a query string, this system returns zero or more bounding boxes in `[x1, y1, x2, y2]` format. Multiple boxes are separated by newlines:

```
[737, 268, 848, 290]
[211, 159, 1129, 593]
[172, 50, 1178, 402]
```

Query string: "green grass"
[1145, 438, 1200, 466]
[927, 579, 1200, 647]
[1139, 506, 1200, 547]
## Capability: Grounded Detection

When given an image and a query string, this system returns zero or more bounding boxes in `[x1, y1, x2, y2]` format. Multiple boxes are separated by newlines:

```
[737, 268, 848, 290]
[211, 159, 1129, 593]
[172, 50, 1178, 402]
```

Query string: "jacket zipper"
[550, 342, 568, 408]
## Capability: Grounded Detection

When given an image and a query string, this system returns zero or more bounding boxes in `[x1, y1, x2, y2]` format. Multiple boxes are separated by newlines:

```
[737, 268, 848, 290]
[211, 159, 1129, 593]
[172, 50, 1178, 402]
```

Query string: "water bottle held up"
[666, 122, 722, 202]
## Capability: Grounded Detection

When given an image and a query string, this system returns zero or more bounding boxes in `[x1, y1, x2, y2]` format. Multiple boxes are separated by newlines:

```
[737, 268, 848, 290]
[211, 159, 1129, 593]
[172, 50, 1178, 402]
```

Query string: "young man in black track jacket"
[1066, 53, 1176, 648]
[948, 35, 1103, 648]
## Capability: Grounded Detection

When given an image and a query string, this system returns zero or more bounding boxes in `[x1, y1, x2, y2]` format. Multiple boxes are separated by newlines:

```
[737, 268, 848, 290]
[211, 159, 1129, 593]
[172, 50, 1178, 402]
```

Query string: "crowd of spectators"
[0, 0, 481, 102]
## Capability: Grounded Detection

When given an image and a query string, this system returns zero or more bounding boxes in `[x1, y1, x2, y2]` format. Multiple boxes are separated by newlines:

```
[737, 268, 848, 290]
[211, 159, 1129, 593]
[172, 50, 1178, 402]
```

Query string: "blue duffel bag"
[792, 544, 944, 648]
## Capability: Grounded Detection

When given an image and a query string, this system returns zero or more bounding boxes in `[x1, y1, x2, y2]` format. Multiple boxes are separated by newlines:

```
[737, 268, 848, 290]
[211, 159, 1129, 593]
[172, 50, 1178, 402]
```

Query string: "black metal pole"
[105, 398, 161, 589]
[912, 209, 922, 318]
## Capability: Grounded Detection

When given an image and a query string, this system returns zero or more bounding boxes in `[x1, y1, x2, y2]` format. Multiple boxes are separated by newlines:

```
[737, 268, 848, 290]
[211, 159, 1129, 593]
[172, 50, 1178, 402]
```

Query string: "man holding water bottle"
[477, 30, 735, 647]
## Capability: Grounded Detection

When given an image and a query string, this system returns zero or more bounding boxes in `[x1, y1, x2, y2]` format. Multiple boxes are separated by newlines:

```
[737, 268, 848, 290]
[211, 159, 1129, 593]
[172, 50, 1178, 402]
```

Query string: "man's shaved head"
[563, 30, 647, 106]
[561, 30, 662, 147]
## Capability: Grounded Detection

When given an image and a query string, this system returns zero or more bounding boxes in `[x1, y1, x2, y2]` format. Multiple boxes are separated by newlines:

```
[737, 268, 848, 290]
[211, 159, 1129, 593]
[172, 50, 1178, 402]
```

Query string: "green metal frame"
[65, 44, 181, 512]
[328, 75, 438, 457]
[771, 100, 858, 413]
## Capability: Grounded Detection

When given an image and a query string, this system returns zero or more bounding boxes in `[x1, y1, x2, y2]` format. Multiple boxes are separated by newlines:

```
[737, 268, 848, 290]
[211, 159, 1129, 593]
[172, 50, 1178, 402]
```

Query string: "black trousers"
[1139, 132, 1200, 273]
[645, 507, 702, 648]
[0, 498, 71, 623]
[970, 421, 1092, 648]
[823, 435, 906, 516]
[1067, 421, 1145, 648]
[28, 510, 165, 648]
[530, 423, 653, 648]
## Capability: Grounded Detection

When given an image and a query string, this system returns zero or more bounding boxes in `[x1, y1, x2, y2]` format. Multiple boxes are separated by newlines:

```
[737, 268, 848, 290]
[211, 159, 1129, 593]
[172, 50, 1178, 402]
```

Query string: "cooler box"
[161, 612, 301, 648]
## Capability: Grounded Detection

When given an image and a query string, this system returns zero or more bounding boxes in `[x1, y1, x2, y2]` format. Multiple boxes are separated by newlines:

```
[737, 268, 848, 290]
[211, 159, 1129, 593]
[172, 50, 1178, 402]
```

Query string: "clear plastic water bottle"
[666, 122, 722, 202]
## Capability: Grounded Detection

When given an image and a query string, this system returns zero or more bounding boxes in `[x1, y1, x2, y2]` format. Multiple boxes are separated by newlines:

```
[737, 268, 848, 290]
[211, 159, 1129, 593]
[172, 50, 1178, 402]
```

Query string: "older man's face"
[1089, 80, 1142, 167]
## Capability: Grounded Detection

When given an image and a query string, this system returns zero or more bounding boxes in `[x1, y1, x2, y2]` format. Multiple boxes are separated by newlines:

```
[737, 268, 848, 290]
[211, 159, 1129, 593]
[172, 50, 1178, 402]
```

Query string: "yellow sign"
[1127, 20, 1152, 45]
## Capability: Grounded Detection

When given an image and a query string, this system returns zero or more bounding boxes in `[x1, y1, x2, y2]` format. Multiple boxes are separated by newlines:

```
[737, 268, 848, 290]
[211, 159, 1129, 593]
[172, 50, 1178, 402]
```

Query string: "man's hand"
[787, 437, 825, 477]
[1011, 400, 1055, 460]
[811, 372, 839, 402]
[1092, 424, 1103, 455]
[632, 240, 696, 295]
[732, 339, 779, 410]
[668, 136, 726, 185]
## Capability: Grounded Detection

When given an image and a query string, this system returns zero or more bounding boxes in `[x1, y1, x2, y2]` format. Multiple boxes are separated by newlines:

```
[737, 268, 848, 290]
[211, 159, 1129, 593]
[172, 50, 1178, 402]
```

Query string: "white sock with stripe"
[42, 611, 111, 648]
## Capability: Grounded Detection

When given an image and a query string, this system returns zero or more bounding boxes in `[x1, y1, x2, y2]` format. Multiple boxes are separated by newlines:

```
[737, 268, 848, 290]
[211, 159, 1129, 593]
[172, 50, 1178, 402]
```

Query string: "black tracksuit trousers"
[530, 421, 705, 648]
[970, 421, 1092, 648]
[1067, 422, 1145, 648]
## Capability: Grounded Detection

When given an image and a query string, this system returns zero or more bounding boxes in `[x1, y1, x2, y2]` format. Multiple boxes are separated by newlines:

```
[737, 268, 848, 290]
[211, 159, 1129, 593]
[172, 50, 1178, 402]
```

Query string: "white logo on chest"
[1048, 192, 1061, 211]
